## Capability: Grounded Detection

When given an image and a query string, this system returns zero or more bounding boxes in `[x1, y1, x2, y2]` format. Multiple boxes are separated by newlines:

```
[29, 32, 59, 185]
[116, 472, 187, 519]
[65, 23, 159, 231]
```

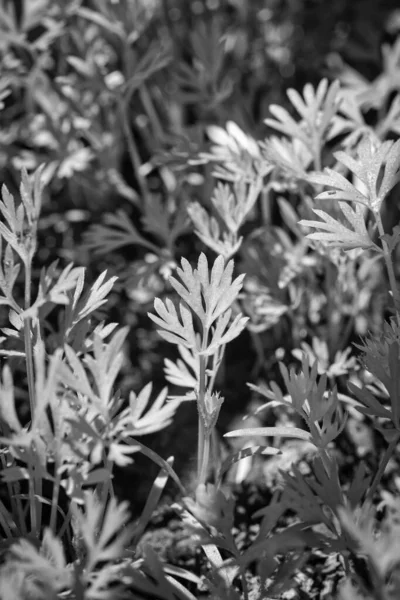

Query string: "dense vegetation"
[1, 1, 400, 598]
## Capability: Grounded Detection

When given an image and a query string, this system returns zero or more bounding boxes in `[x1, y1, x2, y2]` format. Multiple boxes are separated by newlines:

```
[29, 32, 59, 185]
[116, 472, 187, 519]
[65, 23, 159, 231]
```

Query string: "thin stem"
[35, 466, 42, 537]
[197, 321, 212, 486]
[98, 454, 114, 529]
[56, 505, 73, 544]
[366, 436, 399, 503]
[320, 448, 333, 477]
[0, 500, 13, 538]
[210, 428, 220, 486]
[208, 347, 224, 484]
[197, 353, 207, 483]
[119, 97, 150, 204]
[14, 481, 28, 537]
[28, 469, 37, 536]
[197, 415, 205, 480]
[375, 210, 400, 429]
[313, 131, 322, 173]
[0, 453, 19, 532]
[198, 432, 211, 486]
[23, 259, 35, 421]
[325, 259, 338, 360]
[26, 450, 42, 538]
[139, 84, 164, 144]
[375, 210, 400, 326]
[49, 463, 61, 534]
[209, 345, 225, 395]
[260, 183, 272, 226]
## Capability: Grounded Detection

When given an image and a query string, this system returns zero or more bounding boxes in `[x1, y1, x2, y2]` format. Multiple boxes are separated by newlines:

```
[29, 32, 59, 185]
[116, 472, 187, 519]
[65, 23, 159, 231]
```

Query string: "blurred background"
[1, 0, 400, 508]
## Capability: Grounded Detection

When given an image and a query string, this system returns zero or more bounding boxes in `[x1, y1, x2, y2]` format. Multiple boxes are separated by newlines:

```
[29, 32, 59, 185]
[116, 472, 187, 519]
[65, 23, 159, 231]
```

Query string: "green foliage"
[1, 2, 400, 599]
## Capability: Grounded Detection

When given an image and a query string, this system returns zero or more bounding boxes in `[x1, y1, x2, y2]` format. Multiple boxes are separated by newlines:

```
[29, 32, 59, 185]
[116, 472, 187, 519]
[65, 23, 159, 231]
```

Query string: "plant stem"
[119, 97, 149, 204]
[375, 210, 400, 326]
[210, 428, 220, 485]
[320, 448, 333, 477]
[139, 84, 164, 144]
[23, 259, 35, 421]
[197, 321, 212, 486]
[366, 436, 399, 503]
[26, 450, 42, 538]
[28, 469, 37, 536]
[14, 481, 28, 537]
[197, 353, 207, 484]
[208, 345, 224, 395]
[208, 347, 225, 484]
[325, 258, 337, 360]
[57, 506, 73, 545]
[375, 211, 400, 428]
[99, 454, 113, 528]
[260, 182, 272, 226]
[0, 453, 20, 535]
[313, 133, 322, 173]
[0, 501, 13, 538]
[198, 432, 210, 487]
[49, 462, 61, 534]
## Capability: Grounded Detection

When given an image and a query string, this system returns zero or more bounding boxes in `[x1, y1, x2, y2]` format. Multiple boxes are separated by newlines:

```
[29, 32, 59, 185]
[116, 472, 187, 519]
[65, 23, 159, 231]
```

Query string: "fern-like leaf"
[300, 201, 379, 251]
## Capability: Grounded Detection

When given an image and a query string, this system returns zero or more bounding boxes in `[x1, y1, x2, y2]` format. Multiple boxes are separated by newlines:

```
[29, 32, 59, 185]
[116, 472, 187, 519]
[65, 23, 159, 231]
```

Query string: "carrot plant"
[1, 2, 400, 599]
[0, 167, 190, 599]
